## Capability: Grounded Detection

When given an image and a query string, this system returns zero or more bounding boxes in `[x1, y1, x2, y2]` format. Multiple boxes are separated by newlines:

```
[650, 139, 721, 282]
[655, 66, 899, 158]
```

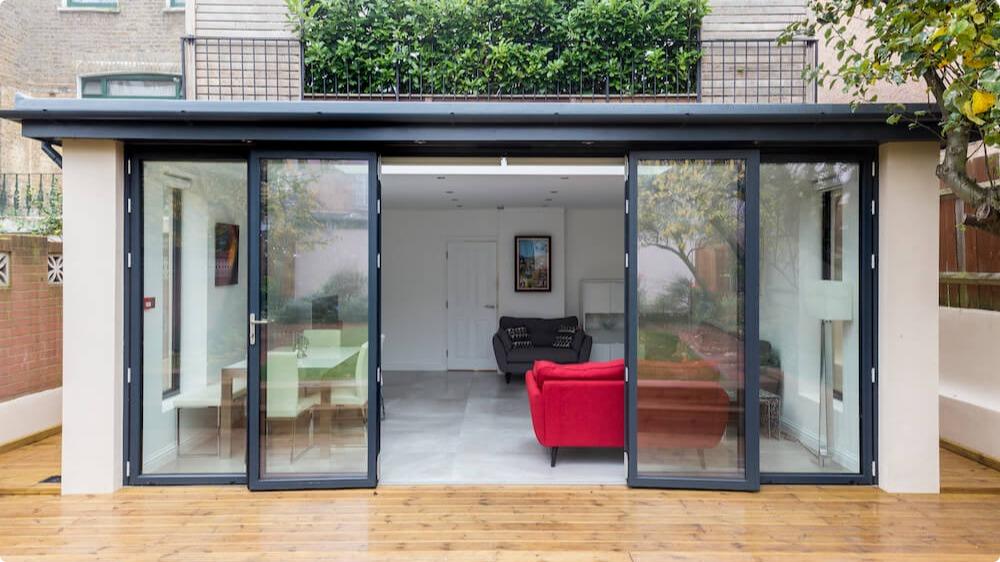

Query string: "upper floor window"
[65, 0, 118, 9]
[81, 74, 182, 99]
[169, 0, 185, 7]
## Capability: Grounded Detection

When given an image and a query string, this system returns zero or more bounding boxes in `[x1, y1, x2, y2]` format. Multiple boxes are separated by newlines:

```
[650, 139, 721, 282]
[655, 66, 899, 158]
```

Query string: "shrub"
[287, 0, 708, 97]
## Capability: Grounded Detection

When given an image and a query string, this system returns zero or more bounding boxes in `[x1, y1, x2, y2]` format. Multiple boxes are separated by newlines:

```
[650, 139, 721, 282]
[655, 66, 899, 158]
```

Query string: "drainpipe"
[41, 141, 62, 169]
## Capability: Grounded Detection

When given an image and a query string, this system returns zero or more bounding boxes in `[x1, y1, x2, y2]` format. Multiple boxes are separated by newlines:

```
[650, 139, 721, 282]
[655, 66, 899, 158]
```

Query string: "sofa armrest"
[543, 380, 624, 448]
[493, 333, 510, 372]
[526, 371, 547, 445]
[576, 333, 593, 362]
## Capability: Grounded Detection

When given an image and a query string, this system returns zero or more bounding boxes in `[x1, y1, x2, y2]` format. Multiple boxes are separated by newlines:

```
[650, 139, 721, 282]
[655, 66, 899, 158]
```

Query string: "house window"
[168, 0, 185, 7]
[80, 74, 182, 99]
[0, 252, 9, 287]
[47, 254, 64, 285]
[65, 0, 118, 8]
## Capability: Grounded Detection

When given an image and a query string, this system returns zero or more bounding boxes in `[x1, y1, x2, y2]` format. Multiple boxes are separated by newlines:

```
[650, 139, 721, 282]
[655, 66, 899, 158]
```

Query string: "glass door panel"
[759, 161, 861, 474]
[248, 153, 378, 489]
[628, 151, 759, 490]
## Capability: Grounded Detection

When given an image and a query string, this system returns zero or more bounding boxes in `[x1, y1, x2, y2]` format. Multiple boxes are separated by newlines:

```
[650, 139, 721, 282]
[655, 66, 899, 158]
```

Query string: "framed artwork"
[214, 223, 239, 286]
[515, 235, 551, 292]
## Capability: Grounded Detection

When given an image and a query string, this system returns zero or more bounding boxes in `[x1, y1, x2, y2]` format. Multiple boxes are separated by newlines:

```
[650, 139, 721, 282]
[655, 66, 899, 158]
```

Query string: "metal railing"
[182, 36, 818, 104]
[0, 173, 62, 219]
[182, 36, 304, 101]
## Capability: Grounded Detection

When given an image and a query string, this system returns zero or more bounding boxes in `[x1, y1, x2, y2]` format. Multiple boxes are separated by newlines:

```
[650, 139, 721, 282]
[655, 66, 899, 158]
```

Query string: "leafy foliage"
[286, 0, 708, 96]
[780, 1, 1000, 234]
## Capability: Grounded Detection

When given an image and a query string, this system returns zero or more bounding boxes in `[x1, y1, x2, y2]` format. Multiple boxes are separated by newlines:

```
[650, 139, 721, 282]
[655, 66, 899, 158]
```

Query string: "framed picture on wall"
[214, 223, 239, 286]
[515, 235, 551, 292]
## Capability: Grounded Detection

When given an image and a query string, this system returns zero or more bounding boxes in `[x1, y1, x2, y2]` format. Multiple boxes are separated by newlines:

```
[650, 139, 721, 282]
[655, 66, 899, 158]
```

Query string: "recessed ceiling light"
[550, 190, 559, 193]
[559, 177, 569, 180]
[450, 198, 458, 201]
[545, 198, 553, 202]
[436, 176, 446, 180]
[445, 190, 454, 194]
[456, 204, 463, 208]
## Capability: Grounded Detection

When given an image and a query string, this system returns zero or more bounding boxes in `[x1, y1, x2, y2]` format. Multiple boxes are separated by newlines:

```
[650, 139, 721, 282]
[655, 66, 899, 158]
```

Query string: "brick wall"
[0, 234, 62, 402]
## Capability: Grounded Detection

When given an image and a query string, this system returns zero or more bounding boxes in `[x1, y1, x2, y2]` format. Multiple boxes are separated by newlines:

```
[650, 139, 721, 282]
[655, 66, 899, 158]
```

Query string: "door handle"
[249, 313, 269, 346]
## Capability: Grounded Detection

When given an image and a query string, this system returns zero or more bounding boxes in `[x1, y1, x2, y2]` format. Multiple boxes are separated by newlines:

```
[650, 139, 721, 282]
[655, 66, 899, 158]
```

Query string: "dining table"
[219, 346, 362, 457]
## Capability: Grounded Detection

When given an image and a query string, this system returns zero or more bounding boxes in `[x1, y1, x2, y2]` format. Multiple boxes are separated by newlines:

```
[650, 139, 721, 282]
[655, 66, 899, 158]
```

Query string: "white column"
[878, 141, 940, 493]
[61, 140, 125, 494]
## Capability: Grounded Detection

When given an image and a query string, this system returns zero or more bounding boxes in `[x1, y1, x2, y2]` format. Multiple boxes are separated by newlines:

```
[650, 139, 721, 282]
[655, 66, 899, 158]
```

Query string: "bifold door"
[626, 151, 760, 491]
[247, 152, 380, 490]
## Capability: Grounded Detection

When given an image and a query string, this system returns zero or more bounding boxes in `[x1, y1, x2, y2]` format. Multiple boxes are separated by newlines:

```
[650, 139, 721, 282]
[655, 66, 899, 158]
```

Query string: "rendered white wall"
[877, 141, 940, 493]
[939, 307, 1000, 459]
[0, 387, 61, 445]
[382, 206, 624, 372]
[61, 139, 125, 495]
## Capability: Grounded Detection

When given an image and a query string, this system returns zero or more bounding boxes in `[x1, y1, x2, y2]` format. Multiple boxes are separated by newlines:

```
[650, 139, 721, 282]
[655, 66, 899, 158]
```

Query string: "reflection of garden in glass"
[259, 158, 371, 479]
[635, 157, 746, 479]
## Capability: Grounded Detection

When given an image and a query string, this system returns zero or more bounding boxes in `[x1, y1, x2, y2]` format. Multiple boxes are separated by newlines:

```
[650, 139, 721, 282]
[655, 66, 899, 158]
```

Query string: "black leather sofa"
[492, 316, 593, 383]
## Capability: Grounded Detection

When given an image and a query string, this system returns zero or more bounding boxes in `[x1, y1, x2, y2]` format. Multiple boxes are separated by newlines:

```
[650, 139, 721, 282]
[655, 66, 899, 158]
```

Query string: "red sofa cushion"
[532, 358, 624, 388]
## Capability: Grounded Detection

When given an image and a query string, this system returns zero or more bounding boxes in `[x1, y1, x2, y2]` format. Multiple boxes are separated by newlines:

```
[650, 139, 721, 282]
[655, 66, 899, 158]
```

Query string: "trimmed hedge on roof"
[287, 0, 708, 97]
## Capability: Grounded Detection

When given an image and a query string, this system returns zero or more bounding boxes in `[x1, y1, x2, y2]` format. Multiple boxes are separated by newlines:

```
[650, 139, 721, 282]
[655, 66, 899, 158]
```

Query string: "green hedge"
[287, 0, 708, 97]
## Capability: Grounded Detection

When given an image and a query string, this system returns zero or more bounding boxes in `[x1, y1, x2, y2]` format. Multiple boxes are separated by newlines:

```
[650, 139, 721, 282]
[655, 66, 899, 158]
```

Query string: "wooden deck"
[0, 434, 998, 560]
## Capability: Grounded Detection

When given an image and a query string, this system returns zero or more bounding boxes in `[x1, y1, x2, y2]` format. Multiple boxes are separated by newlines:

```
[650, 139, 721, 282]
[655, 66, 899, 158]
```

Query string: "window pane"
[759, 162, 861, 473]
[636, 158, 747, 480]
[258, 158, 370, 480]
[107, 77, 178, 98]
[141, 161, 248, 475]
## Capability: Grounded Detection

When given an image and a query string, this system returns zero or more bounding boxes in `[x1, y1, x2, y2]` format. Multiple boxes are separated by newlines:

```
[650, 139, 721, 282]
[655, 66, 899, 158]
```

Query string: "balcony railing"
[182, 36, 818, 104]
[0, 173, 62, 219]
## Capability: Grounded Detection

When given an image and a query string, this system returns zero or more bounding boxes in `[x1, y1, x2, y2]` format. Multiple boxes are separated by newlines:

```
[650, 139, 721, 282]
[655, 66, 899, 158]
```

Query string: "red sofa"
[527, 358, 731, 468]
[526, 359, 625, 466]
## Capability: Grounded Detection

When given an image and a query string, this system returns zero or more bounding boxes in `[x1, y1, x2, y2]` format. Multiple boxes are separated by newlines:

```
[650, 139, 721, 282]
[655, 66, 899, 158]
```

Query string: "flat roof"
[0, 95, 942, 145]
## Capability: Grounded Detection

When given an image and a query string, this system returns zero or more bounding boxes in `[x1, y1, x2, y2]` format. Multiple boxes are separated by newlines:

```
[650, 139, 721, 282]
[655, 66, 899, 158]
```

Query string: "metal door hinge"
[871, 367, 876, 384]
[127, 252, 132, 269]
[126, 460, 131, 477]
[377, 198, 381, 214]
[623, 451, 629, 479]
[377, 366, 382, 384]
[872, 461, 877, 477]
[870, 200, 876, 216]
[624, 366, 629, 382]
[625, 252, 629, 268]
[127, 197, 132, 214]
[871, 254, 876, 270]
[871, 161, 876, 176]
[377, 253, 381, 269]
[625, 199, 629, 214]
[127, 367, 132, 384]
[127, 159, 132, 175]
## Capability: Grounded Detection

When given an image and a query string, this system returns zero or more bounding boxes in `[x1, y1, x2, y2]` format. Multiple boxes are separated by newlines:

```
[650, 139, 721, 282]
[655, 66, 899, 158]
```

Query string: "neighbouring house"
[0, 0, 185, 447]
[0, 0, 948, 496]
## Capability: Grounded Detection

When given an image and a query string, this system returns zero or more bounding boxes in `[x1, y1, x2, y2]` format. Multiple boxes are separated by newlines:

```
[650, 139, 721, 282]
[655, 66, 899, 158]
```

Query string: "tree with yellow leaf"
[781, 0, 1000, 234]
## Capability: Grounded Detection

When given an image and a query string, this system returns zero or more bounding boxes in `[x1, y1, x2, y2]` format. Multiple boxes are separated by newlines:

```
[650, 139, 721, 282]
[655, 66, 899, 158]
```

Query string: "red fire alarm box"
[143, 297, 156, 310]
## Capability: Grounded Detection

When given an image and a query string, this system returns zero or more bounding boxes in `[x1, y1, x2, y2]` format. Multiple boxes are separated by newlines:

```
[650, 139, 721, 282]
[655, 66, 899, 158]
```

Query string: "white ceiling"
[380, 159, 625, 210]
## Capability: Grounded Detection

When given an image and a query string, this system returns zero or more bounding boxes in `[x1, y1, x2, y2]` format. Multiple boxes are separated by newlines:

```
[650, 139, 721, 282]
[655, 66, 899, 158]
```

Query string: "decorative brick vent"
[46, 254, 63, 285]
[0, 252, 8, 287]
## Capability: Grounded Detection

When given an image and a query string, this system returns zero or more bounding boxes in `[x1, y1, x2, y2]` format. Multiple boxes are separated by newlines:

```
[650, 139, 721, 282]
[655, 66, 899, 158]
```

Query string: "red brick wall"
[0, 234, 62, 402]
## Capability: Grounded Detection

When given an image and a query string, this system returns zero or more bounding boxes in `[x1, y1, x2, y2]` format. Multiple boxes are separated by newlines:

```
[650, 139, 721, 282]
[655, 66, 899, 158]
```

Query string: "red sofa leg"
[550, 447, 558, 467]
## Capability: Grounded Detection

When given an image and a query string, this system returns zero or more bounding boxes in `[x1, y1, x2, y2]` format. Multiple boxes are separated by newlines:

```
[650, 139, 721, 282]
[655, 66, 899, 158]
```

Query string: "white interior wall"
[939, 307, 1000, 460]
[382, 206, 621, 371]
[565, 208, 625, 317]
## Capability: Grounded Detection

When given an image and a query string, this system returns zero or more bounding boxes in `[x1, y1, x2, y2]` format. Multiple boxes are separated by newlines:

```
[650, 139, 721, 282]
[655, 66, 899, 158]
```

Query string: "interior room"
[379, 157, 628, 484]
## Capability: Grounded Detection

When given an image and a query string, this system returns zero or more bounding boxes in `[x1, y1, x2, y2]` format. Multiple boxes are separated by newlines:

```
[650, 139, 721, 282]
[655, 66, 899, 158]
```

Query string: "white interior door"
[447, 241, 498, 370]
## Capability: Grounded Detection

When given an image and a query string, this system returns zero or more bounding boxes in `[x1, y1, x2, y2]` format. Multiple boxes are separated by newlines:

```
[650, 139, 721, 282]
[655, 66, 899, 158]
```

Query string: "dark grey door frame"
[625, 149, 761, 491]
[246, 150, 380, 491]
[124, 149, 251, 486]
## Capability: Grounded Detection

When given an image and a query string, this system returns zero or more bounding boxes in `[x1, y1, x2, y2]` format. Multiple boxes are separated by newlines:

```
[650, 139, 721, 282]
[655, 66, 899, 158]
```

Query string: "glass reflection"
[635, 158, 747, 479]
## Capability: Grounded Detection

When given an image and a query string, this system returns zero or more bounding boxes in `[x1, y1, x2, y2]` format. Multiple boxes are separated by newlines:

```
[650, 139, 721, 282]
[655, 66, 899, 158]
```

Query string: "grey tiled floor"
[380, 370, 627, 484]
